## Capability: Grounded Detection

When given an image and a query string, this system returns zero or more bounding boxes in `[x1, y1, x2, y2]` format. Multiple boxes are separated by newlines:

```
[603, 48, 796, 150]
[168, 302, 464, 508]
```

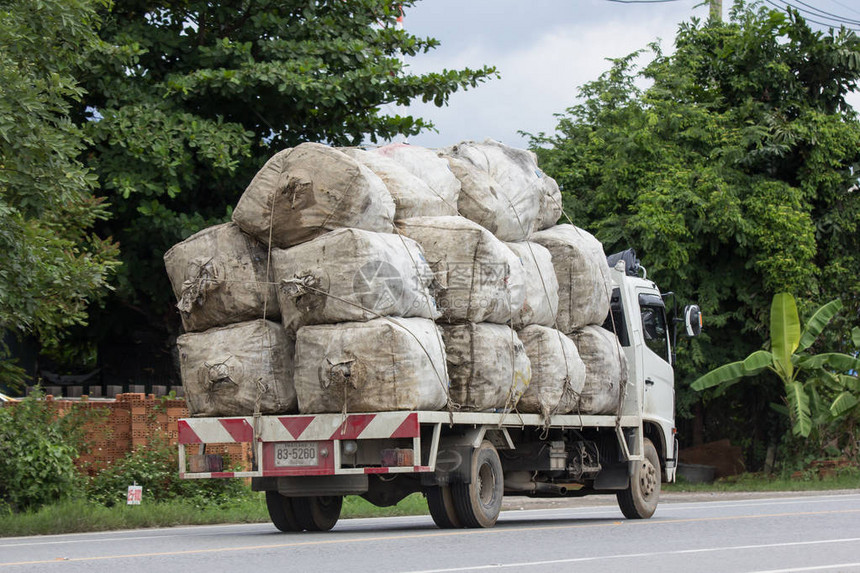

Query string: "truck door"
[637, 291, 674, 433]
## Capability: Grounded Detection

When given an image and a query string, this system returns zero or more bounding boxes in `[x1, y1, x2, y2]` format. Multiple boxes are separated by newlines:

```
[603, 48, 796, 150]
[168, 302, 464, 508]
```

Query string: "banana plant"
[691, 293, 860, 437]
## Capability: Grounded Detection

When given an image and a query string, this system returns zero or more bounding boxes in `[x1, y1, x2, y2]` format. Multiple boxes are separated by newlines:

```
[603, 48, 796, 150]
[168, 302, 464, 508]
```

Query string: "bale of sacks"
[232, 142, 395, 248]
[506, 241, 559, 328]
[441, 323, 531, 412]
[374, 143, 461, 211]
[341, 148, 458, 219]
[164, 222, 279, 333]
[293, 317, 448, 413]
[531, 224, 611, 333]
[441, 139, 541, 241]
[568, 325, 628, 415]
[271, 228, 438, 331]
[397, 216, 525, 324]
[516, 325, 585, 418]
[537, 173, 563, 230]
[177, 319, 297, 417]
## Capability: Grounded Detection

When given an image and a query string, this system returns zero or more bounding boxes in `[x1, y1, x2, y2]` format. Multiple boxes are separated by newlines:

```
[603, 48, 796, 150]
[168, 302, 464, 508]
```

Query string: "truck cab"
[606, 250, 697, 484]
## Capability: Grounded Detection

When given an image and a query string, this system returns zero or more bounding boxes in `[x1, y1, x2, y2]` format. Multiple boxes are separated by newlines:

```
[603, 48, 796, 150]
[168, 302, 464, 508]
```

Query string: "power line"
[827, 0, 860, 18]
[764, 0, 860, 30]
[785, 0, 860, 26]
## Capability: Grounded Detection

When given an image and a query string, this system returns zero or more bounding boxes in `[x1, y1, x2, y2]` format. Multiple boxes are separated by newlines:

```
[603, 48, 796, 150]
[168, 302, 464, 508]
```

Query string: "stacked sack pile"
[164, 139, 628, 419]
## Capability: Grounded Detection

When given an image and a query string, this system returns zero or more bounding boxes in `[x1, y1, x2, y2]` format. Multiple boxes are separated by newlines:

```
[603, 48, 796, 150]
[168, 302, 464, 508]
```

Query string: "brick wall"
[44, 393, 251, 475]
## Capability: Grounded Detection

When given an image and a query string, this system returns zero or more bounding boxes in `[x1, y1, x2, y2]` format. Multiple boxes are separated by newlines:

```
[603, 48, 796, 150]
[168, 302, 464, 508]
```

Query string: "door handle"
[645, 378, 655, 387]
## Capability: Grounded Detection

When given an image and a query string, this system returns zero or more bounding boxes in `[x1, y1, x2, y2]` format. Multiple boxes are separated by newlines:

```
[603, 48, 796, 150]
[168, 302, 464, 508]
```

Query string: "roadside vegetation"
[666, 468, 860, 493]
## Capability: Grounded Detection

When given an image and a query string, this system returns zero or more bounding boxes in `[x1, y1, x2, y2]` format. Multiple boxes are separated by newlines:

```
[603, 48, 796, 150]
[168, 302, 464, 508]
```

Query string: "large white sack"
[373, 143, 460, 209]
[177, 319, 297, 417]
[568, 325, 627, 415]
[397, 216, 525, 324]
[516, 325, 585, 418]
[272, 228, 438, 330]
[294, 317, 449, 413]
[506, 241, 559, 328]
[441, 323, 531, 412]
[530, 224, 611, 333]
[341, 148, 458, 219]
[538, 172, 563, 230]
[441, 139, 542, 241]
[164, 222, 279, 333]
[232, 143, 395, 248]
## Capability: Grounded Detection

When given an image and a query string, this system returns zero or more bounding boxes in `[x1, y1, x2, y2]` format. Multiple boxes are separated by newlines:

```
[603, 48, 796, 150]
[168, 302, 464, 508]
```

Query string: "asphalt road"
[2, 491, 860, 573]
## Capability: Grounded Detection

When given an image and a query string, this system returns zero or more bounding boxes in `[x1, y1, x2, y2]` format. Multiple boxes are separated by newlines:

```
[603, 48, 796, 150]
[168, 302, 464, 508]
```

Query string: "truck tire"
[265, 491, 302, 532]
[451, 441, 504, 528]
[617, 438, 660, 519]
[426, 485, 462, 529]
[292, 495, 343, 531]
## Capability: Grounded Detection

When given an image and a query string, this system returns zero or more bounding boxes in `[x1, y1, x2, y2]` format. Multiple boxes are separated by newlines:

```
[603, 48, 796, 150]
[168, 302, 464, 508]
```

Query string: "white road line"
[748, 564, 860, 573]
[403, 537, 860, 573]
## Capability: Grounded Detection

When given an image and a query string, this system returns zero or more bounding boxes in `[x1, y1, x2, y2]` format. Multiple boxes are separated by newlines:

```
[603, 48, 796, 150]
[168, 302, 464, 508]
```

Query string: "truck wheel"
[265, 491, 302, 532]
[426, 485, 462, 529]
[452, 441, 503, 528]
[617, 438, 660, 519]
[292, 495, 343, 531]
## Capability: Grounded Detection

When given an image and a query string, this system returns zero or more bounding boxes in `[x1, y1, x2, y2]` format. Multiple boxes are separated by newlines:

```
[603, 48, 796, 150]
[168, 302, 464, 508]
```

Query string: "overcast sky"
[392, 0, 860, 150]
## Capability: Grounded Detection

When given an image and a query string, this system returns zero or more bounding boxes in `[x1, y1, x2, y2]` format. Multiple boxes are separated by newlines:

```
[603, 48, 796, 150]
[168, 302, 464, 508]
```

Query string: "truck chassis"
[178, 409, 665, 530]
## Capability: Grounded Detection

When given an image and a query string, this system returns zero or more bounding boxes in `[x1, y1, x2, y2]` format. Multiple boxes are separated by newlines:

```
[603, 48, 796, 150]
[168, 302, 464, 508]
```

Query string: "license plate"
[273, 442, 319, 467]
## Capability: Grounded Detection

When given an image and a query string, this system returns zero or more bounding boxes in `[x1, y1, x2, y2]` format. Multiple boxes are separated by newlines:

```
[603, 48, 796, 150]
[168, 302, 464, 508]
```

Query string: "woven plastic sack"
[506, 241, 559, 328]
[177, 319, 296, 417]
[568, 325, 627, 415]
[397, 216, 525, 324]
[232, 142, 395, 248]
[164, 223, 279, 333]
[537, 172, 563, 230]
[272, 228, 438, 331]
[440, 139, 541, 241]
[374, 143, 460, 210]
[441, 322, 531, 412]
[293, 317, 448, 413]
[516, 325, 585, 418]
[531, 224, 611, 333]
[341, 148, 458, 219]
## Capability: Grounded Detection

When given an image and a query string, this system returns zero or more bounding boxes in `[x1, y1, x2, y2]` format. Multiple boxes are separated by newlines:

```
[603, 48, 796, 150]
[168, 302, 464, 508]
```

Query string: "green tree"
[0, 0, 120, 386]
[76, 0, 497, 339]
[529, 3, 860, 462]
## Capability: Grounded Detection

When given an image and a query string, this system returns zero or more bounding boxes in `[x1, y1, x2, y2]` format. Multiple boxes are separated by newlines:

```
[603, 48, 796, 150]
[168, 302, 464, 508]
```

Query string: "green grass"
[665, 469, 860, 493]
[0, 492, 430, 538]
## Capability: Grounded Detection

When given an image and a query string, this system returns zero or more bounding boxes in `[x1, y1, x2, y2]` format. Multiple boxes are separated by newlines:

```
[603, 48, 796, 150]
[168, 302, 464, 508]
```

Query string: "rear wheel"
[426, 485, 462, 529]
[617, 438, 660, 519]
[452, 441, 504, 528]
[265, 491, 302, 532]
[292, 495, 343, 531]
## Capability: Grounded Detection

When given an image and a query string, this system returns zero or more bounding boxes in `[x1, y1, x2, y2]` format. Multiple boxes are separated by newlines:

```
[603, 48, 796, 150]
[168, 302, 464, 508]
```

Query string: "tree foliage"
[692, 293, 860, 442]
[529, 3, 860, 460]
[76, 0, 497, 335]
[0, 0, 120, 348]
[0, 0, 120, 383]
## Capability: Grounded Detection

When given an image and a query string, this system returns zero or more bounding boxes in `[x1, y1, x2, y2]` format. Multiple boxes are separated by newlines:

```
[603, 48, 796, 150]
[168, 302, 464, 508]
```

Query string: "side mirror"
[684, 305, 702, 337]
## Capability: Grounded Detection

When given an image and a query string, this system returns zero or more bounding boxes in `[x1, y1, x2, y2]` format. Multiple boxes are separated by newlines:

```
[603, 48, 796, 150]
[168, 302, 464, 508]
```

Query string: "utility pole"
[710, 0, 722, 22]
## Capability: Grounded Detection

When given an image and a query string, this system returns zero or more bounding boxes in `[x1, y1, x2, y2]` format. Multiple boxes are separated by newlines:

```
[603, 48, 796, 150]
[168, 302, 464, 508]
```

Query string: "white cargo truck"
[177, 252, 701, 531]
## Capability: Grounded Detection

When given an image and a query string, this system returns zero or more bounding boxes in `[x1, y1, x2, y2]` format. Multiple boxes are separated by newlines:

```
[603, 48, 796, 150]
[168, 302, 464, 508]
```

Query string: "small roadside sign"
[127, 485, 143, 505]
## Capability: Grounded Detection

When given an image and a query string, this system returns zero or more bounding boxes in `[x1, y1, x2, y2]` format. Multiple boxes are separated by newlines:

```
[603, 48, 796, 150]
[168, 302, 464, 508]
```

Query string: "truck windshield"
[638, 295, 670, 364]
